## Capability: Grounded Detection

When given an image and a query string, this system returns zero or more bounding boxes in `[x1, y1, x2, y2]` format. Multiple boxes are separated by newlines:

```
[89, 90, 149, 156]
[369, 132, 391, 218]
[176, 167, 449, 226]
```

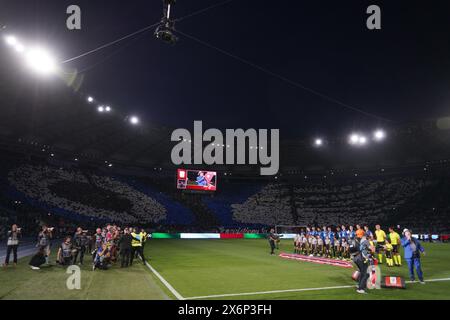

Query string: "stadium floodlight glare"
[14, 43, 25, 53]
[129, 116, 140, 125]
[4, 35, 17, 46]
[349, 133, 360, 145]
[373, 129, 386, 141]
[105, 106, 111, 112]
[25, 47, 57, 75]
[4, 35, 25, 53]
[349, 133, 369, 146]
[97, 106, 105, 112]
[359, 135, 368, 145]
[87, 96, 94, 103]
[314, 138, 323, 147]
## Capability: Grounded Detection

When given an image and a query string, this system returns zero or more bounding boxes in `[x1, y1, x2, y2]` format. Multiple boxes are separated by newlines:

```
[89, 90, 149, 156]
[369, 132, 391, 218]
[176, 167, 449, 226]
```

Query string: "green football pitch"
[1, 239, 449, 300]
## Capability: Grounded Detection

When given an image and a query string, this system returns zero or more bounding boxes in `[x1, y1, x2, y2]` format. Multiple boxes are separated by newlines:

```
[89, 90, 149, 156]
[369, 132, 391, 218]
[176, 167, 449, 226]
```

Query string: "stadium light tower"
[4, 35, 25, 53]
[348, 133, 369, 146]
[349, 133, 360, 145]
[129, 116, 140, 125]
[3, 35, 57, 75]
[25, 47, 57, 75]
[373, 129, 386, 141]
[359, 135, 368, 145]
[314, 138, 323, 147]
[4, 35, 17, 46]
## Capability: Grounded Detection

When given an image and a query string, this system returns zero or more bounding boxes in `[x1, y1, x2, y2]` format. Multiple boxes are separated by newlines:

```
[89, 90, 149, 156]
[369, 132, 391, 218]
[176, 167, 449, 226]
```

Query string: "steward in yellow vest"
[130, 229, 145, 265]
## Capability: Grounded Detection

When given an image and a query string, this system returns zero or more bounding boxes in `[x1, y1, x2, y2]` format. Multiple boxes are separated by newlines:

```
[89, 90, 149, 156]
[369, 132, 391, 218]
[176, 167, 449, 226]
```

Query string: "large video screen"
[177, 169, 217, 191]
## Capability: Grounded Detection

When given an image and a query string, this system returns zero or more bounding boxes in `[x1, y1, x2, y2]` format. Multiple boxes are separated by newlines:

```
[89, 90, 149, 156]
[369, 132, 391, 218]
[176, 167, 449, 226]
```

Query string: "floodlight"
[14, 43, 25, 53]
[87, 96, 94, 103]
[359, 136, 367, 145]
[373, 129, 386, 141]
[25, 47, 56, 74]
[4, 35, 17, 46]
[98, 106, 105, 112]
[129, 116, 139, 125]
[314, 138, 323, 147]
[349, 133, 359, 145]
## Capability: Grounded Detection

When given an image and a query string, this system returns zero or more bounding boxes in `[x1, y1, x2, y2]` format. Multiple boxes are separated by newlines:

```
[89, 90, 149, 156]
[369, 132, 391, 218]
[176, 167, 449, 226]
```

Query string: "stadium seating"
[8, 165, 167, 224]
[228, 176, 450, 233]
[0, 158, 449, 234]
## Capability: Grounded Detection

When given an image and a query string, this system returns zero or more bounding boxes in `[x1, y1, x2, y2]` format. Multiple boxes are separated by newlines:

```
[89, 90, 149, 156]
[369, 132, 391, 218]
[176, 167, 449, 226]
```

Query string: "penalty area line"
[185, 277, 450, 300]
[144, 260, 185, 300]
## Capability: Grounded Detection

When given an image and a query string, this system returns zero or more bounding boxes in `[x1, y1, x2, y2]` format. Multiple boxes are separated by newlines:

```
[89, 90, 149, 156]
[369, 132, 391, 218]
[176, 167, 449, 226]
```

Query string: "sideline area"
[1, 240, 449, 300]
[0, 251, 169, 300]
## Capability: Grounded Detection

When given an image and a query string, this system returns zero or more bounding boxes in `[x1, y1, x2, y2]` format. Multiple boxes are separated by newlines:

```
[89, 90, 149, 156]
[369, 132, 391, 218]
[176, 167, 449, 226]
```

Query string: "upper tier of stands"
[0, 156, 449, 234]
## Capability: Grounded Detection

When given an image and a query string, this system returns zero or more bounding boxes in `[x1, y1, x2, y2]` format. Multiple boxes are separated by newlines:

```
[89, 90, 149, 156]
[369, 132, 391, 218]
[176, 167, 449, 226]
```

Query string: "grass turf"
[147, 239, 450, 300]
[1, 240, 449, 300]
[0, 252, 169, 300]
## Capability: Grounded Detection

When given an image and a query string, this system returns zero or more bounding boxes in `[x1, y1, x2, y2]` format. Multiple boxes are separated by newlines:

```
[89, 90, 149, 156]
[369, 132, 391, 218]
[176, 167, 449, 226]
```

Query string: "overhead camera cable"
[174, 28, 393, 123]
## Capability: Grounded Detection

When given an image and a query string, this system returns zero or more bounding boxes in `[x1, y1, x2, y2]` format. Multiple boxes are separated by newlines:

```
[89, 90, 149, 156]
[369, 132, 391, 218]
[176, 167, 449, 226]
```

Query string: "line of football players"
[293, 224, 402, 267]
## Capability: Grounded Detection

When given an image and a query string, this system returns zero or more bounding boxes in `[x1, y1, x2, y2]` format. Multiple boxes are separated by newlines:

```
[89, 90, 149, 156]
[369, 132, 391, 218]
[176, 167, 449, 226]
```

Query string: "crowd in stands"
[8, 165, 167, 224]
[231, 176, 450, 233]
[293, 177, 425, 226]
[232, 184, 293, 225]
[1, 162, 449, 235]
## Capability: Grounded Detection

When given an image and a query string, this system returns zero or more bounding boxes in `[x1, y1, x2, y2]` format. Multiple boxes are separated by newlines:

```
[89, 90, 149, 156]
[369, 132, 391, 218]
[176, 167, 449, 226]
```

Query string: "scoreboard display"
[177, 169, 217, 191]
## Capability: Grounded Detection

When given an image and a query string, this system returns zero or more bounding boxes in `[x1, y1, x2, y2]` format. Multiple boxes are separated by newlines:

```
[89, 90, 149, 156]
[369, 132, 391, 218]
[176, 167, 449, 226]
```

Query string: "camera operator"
[73, 227, 88, 265]
[37, 225, 53, 265]
[57, 236, 74, 266]
[29, 247, 46, 270]
[3, 224, 21, 267]
[351, 234, 372, 294]
[93, 242, 111, 271]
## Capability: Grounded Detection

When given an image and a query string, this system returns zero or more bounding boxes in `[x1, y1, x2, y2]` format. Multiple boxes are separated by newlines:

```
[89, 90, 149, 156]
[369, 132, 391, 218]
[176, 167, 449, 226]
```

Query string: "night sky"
[1, 0, 450, 139]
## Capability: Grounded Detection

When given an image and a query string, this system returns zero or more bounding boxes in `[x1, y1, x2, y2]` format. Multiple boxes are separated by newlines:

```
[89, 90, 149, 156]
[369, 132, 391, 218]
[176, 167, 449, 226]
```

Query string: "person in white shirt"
[317, 236, 324, 257]
[294, 233, 301, 254]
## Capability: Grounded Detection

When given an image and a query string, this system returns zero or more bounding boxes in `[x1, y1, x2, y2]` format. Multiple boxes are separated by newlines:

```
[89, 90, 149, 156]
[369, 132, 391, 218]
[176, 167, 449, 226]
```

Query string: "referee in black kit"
[268, 228, 279, 255]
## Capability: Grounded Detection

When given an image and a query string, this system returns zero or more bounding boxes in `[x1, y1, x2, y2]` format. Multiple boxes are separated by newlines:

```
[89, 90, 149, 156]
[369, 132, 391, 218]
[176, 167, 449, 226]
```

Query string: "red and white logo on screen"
[204, 171, 216, 184]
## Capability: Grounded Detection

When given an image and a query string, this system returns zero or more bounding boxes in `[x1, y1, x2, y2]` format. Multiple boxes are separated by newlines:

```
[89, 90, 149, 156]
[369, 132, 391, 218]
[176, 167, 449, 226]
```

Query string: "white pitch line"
[144, 260, 185, 300]
[185, 277, 450, 300]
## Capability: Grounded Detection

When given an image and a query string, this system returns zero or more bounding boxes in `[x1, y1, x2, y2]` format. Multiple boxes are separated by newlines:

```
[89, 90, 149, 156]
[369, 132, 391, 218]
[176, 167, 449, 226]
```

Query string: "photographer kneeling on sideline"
[57, 236, 74, 266]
